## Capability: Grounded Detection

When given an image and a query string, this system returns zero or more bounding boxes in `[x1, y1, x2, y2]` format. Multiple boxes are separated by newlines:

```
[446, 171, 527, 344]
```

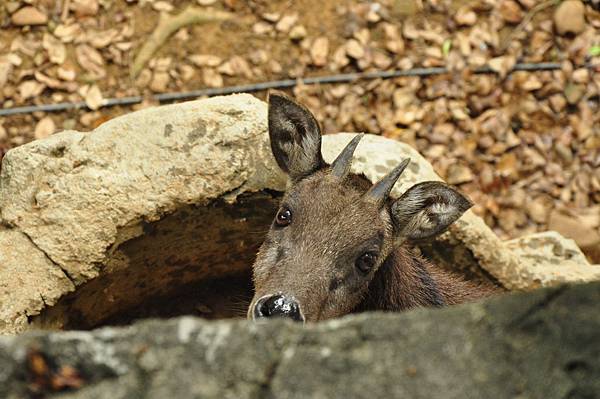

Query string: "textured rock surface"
[1, 282, 599, 399]
[0, 94, 597, 334]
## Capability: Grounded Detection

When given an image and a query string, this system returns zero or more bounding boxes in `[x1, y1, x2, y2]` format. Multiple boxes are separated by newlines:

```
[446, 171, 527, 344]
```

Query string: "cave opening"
[32, 191, 281, 330]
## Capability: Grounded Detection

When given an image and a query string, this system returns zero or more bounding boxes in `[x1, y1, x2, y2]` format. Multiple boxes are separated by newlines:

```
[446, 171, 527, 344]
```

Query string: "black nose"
[254, 295, 304, 322]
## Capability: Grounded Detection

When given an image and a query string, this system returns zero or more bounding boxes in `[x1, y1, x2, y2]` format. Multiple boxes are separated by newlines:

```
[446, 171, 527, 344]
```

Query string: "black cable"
[0, 62, 564, 117]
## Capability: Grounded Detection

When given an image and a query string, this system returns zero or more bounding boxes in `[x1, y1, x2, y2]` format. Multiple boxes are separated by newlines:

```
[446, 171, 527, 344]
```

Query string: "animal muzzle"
[251, 294, 305, 322]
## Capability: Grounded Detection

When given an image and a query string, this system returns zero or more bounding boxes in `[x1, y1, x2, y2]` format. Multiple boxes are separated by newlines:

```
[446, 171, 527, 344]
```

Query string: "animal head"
[248, 91, 472, 322]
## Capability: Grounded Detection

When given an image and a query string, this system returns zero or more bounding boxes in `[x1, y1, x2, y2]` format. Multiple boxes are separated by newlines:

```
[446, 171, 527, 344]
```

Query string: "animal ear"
[391, 181, 473, 241]
[268, 91, 324, 180]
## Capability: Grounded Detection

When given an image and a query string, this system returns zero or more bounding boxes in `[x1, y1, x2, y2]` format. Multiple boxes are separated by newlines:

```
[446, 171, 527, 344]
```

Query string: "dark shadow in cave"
[32, 191, 281, 330]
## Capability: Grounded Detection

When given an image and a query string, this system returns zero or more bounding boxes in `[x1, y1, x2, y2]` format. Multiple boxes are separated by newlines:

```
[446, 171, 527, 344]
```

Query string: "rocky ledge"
[1, 281, 599, 399]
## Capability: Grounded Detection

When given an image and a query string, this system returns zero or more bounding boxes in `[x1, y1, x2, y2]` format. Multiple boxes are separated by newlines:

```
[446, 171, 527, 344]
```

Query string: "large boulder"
[0, 94, 598, 334]
[0, 281, 599, 398]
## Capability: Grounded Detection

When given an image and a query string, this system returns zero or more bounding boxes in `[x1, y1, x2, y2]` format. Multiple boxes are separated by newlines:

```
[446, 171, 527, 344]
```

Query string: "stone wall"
[1, 282, 598, 398]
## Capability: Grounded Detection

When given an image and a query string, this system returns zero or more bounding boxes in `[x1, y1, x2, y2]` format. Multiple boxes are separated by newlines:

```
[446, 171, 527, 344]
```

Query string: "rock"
[554, 0, 586, 36]
[1, 282, 600, 397]
[506, 231, 593, 278]
[0, 94, 597, 335]
[10, 6, 48, 26]
[0, 229, 74, 335]
[548, 209, 600, 260]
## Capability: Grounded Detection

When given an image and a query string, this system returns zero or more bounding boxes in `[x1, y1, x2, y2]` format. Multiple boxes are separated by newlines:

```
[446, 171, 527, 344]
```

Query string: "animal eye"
[275, 207, 292, 227]
[356, 252, 377, 273]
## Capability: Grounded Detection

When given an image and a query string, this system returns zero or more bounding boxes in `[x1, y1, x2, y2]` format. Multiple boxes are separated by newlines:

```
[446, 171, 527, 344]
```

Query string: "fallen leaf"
[275, 14, 298, 32]
[83, 84, 104, 110]
[189, 54, 222, 67]
[18, 80, 45, 99]
[34, 117, 56, 140]
[43, 34, 67, 65]
[72, 0, 99, 17]
[11, 6, 48, 26]
[554, 0, 586, 36]
[75, 44, 106, 79]
[310, 37, 329, 67]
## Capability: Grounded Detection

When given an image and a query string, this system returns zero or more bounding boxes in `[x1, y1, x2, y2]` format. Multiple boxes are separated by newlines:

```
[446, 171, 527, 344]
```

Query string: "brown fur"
[357, 245, 497, 312]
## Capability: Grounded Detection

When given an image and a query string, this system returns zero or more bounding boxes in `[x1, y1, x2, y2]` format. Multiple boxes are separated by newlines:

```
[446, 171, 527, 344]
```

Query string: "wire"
[0, 62, 564, 117]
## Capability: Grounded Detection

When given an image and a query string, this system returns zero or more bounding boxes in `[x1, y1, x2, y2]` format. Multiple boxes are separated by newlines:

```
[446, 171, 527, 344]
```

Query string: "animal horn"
[365, 158, 411, 207]
[330, 134, 363, 179]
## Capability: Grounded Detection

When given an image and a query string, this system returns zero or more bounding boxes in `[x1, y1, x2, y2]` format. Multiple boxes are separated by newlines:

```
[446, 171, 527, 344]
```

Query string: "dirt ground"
[0, 0, 599, 260]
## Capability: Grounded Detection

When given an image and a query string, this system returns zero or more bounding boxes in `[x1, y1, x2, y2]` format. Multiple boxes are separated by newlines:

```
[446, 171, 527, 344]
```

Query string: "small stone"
[11, 6, 48, 26]
[34, 117, 56, 140]
[446, 164, 474, 185]
[554, 0, 586, 36]
[499, 0, 523, 24]
[197, 0, 217, 5]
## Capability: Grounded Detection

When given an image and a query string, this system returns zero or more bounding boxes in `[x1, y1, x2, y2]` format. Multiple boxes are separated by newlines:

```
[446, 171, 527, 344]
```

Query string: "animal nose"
[254, 294, 304, 322]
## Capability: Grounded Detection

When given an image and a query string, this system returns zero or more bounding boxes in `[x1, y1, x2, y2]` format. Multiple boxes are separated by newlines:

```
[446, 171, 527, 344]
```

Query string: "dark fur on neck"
[356, 246, 497, 312]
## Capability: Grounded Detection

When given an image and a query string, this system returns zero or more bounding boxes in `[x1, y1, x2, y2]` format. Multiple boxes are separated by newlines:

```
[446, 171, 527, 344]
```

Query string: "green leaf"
[589, 45, 600, 57]
[442, 39, 452, 57]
